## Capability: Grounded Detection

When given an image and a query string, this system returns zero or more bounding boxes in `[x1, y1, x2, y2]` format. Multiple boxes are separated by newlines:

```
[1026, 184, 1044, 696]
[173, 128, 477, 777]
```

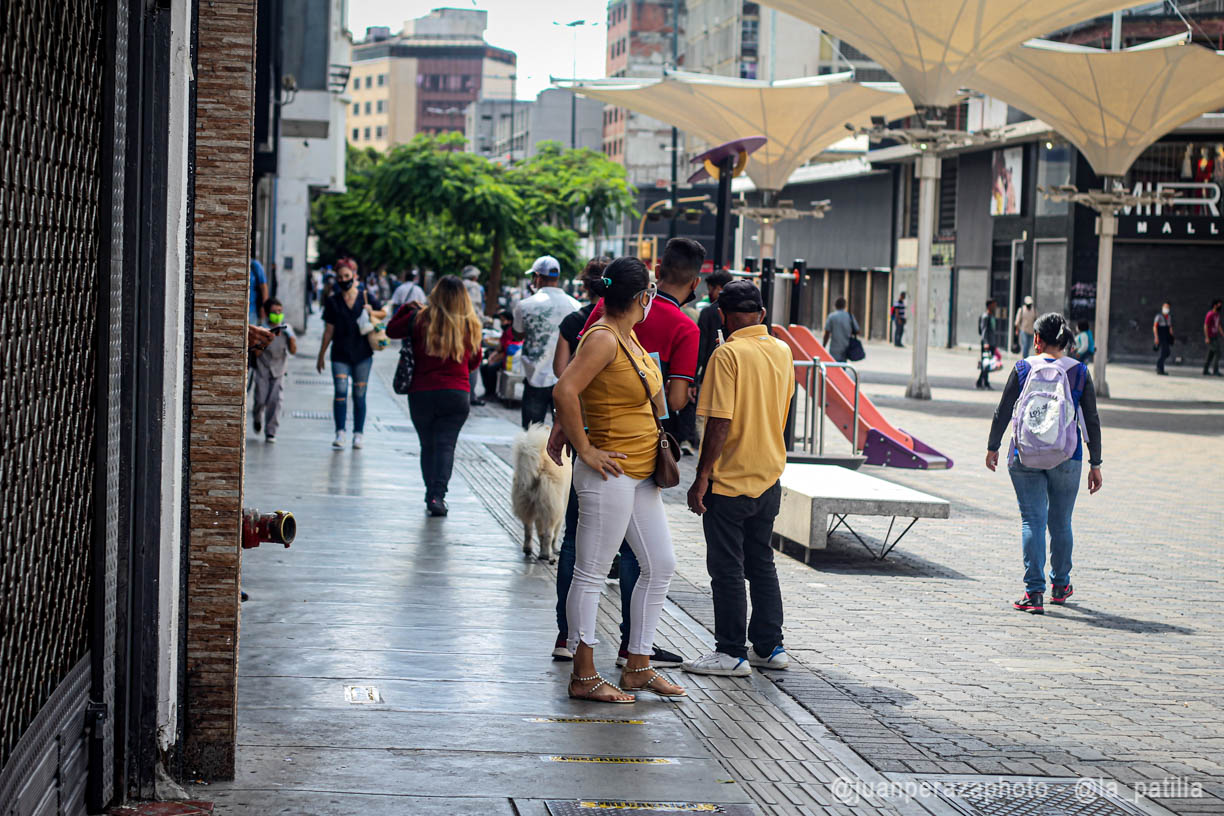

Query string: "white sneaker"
[332, 431, 345, 450]
[748, 645, 789, 670]
[682, 651, 751, 677]
[352, 432, 364, 449]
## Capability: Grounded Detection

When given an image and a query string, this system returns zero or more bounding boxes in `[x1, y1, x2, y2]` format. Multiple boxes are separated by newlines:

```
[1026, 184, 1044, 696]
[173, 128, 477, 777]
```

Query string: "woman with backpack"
[986, 313, 1103, 615]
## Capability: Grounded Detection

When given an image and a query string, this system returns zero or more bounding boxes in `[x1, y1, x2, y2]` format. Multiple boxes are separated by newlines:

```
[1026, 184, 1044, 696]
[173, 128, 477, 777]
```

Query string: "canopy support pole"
[1093, 212, 1116, 399]
[712, 155, 735, 269]
[907, 153, 939, 400]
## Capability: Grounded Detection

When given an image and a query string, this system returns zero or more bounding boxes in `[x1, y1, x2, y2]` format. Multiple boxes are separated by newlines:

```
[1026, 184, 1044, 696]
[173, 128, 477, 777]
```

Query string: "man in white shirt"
[462, 265, 485, 315]
[389, 269, 426, 315]
[512, 255, 579, 429]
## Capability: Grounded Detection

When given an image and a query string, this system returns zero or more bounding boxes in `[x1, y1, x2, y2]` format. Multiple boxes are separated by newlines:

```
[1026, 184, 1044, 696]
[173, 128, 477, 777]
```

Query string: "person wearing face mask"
[582, 237, 706, 441]
[1153, 301, 1174, 376]
[252, 298, 297, 444]
[550, 256, 686, 704]
[317, 258, 386, 450]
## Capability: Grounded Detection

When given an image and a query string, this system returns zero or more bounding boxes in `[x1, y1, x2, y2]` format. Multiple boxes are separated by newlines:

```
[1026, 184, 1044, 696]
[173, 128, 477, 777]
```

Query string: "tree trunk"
[488, 231, 503, 316]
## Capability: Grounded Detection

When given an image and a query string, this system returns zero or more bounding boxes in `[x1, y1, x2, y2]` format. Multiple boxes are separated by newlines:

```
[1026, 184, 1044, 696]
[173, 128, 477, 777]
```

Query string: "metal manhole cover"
[902, 777, 1156, 816]
[546, 803, 755, 815]
[290, 410, 333, 420]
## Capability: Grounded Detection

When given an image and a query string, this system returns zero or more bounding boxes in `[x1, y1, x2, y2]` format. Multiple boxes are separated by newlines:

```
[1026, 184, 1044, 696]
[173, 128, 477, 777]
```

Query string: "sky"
[347, 0, 612, 100]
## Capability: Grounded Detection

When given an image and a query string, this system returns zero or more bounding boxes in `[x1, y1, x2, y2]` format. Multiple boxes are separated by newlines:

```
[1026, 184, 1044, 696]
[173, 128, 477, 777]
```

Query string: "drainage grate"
[546, 803, 755, 815]
[294, 377, 334, 386]
[382, 424, 415, 433]
[291, 410, 333, 420]
[909, 777, 1154, 816]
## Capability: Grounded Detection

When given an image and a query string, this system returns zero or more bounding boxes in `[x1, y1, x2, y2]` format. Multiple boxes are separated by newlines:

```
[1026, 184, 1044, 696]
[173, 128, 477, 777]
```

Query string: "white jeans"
[566, 460, 676, 656]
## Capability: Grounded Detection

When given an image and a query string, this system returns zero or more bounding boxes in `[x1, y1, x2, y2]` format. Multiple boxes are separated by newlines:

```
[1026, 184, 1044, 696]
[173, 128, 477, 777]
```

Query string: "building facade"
[348, 9, 515, 152]
[603, 0, 676, 188]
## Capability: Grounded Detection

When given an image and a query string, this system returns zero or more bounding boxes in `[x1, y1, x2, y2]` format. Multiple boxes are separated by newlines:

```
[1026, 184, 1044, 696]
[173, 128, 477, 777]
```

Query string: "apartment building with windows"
[603, 0, 675, 188]
[348, 8, 515, 152]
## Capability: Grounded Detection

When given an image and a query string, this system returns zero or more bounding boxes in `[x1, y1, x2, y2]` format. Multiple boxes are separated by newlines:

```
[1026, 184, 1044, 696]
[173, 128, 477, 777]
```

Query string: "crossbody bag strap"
[588, 325, 664, 433]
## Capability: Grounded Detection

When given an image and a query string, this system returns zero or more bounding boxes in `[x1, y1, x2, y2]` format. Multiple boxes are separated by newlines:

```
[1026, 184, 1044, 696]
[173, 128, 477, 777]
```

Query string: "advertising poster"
[991, 147, 1022, 216]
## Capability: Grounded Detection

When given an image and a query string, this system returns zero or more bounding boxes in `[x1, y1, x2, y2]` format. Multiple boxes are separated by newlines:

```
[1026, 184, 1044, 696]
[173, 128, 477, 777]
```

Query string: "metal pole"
[907, 153, 939, 400]
[712, 155, 734, 269]
[1110, 11, 1123, 51]
[760, 257, 776, 327]
[789, 259, 806, 326]
[570, 29, 578, 149]
[669, 0, 679, 240]
[1093, 212, 1115, 398]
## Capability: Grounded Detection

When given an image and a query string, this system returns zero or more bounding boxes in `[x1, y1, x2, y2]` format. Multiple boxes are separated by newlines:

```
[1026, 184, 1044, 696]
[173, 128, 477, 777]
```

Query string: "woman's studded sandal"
[620, 666, 687, 698]
[568, 672, 635, 704]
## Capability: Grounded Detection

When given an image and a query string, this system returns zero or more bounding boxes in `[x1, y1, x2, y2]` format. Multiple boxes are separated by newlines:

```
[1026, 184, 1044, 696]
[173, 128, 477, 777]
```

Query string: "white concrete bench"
[774, 464, 950, 560]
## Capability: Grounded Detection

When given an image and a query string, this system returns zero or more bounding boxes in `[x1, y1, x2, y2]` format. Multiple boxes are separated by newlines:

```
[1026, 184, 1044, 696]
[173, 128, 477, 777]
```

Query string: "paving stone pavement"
[474, 340, 1224, 815]
[204, 330, 1223, 816]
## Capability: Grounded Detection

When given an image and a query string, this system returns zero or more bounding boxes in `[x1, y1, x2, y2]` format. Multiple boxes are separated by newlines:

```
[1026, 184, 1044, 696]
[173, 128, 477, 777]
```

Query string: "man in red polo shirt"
[582, 237, 705, 428]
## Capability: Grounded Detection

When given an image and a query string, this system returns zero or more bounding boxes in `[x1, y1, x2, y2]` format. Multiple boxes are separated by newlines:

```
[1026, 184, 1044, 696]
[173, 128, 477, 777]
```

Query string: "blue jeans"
[1019, 331, 1034, 358]
[555, 479, 640, 643]
[332, 357, 373, 433]
[1008, 457, 1081, 593]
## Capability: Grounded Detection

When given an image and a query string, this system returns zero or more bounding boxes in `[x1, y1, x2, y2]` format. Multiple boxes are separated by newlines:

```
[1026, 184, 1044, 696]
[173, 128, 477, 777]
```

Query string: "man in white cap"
[1015, 294, 1036, 358]
[512, 255, 579, 428]
[461, 265, 485, 315]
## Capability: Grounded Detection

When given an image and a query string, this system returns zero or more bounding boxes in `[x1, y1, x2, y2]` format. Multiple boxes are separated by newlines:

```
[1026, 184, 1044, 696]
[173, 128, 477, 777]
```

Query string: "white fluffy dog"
[511, 423, 572, 563]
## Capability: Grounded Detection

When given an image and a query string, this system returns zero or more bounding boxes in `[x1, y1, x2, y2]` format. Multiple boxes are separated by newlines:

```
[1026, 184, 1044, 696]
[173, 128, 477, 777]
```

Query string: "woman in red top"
[387, 275, 482, 516]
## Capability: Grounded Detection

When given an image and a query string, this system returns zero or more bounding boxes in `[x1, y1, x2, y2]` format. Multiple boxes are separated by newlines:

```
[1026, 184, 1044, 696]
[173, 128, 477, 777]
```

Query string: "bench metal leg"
[829, 514, 920, 560]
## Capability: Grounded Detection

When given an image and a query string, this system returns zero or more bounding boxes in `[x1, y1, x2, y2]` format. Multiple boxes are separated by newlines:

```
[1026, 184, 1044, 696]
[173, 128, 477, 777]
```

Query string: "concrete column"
[1093, 212, 1116, 399]
[821, 269, 830, 325]
[907, 153, 940, 400]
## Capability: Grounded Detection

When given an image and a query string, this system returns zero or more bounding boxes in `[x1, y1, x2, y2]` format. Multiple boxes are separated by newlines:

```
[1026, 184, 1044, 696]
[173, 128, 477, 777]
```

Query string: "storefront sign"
[1118, 181, 1224, 241]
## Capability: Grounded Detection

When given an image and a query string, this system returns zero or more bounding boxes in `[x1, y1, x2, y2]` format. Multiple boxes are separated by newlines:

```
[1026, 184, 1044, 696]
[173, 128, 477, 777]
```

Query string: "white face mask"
[1162, 306, 1170, 315]
[636, 285, 658, 324]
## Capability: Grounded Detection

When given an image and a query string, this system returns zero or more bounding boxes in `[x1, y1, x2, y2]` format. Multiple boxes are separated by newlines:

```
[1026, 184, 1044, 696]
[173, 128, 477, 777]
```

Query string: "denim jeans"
[1008, 457, 1081, 594]
[408, 389, 471, 501]
[702, 483, 784, 660]
[555, 478, 640, 644]
[332, 357, 373, 433]
[521, 383, 554, 429]
[1019, 331, 1034, 358]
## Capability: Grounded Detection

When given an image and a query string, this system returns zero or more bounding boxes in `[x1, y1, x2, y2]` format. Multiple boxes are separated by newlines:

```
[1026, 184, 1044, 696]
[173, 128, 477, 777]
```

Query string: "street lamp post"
[553, 19, 597, 149]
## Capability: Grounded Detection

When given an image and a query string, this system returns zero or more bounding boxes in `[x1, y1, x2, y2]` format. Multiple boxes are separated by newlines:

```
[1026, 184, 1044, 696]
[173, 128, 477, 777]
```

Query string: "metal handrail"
[792, 360, 860, 455]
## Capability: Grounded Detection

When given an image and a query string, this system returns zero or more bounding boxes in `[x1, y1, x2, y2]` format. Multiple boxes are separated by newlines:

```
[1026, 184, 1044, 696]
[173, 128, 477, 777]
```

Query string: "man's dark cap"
[717, 280, 763, 313]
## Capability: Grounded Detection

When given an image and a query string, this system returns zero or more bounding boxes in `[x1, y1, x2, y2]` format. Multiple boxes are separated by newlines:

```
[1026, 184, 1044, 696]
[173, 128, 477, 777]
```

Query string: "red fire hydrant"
[242, 509, 295, 549]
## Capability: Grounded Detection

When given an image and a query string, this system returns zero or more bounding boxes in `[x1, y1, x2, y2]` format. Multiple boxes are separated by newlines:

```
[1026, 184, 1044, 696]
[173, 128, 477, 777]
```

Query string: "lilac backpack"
[1011, 356, 1081, 469]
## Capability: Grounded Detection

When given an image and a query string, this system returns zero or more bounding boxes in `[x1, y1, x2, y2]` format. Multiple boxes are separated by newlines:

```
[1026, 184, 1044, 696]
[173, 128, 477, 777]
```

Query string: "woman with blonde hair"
[387, 275, 482, 516]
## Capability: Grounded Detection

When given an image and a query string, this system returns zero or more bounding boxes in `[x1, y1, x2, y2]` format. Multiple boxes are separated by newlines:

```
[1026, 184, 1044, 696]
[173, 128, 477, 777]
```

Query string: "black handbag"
[392, 310, 417, 395]
[845, 336, 866, 362]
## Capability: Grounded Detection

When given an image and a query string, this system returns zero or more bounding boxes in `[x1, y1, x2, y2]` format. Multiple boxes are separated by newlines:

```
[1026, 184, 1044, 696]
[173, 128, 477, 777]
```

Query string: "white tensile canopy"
[970, 39, 1224, 178]
[757, 0, 1140, 107]
[555, 71, 914, 192]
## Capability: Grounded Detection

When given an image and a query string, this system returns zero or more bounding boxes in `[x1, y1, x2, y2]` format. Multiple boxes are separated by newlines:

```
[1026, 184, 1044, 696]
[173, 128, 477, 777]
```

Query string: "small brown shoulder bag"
[602, 327, 680, 488]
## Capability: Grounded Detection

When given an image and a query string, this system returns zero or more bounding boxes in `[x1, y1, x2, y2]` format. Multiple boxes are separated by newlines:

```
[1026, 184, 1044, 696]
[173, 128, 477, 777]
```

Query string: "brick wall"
[183, 0, 257, 780]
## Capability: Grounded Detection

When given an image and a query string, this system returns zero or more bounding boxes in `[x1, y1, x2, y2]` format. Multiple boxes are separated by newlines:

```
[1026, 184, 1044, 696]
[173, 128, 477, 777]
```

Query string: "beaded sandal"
[620, 666, 687, 698]
[568, 672, 635, 704]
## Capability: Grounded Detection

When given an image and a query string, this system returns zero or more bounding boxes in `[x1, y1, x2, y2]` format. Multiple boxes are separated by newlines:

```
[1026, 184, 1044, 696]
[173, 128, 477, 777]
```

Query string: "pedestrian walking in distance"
[891, 291, 907, 347]
[976, 299, 1000, 390]
[386, 275, 483, 517]
[1203, 298, 1222, 376]
[550, 256, 686, 703]
[1154, 301, 1174, 375]
[316, 259, 386, 450]
[822, 296, 861, 363]
[252, 298, 297, 444]
[513, 256, 579, 429]
[684, 281, 795, 677]
[1014, 295, 1036, 358]
[986, 313, 1103, 615]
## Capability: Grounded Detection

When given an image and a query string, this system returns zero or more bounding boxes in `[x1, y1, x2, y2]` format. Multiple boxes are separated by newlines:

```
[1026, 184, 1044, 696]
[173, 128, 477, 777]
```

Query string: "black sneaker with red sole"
[1050, 584, 1074, 604]
[1013, 591, 1045, 614]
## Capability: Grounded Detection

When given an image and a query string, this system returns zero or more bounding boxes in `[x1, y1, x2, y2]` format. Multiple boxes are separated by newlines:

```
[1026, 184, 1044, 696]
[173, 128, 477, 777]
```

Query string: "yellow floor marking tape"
[542, 755, 675, 765]
[524, 717, 646, 725]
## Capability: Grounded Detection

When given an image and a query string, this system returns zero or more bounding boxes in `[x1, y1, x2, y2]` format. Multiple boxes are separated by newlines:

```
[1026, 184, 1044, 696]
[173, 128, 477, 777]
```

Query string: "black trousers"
[702, 482, 784, 660]
[480, 360, 501, 400]
[1157, 337, 1172, 373]
[521, 383, 554, 430]
[408, 389, 470, 501]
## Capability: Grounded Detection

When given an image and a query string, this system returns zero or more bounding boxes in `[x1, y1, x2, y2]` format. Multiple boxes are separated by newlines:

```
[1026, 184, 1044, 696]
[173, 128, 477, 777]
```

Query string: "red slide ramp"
[775, 325, 952, 470]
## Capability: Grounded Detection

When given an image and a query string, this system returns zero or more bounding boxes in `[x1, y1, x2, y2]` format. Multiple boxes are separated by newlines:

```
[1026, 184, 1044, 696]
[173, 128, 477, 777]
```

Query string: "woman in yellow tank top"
[552, 257, 686, 703]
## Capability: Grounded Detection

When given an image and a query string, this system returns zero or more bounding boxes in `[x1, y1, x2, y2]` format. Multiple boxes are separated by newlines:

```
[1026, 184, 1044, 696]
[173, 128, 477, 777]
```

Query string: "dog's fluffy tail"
[511, 423, 551, 522]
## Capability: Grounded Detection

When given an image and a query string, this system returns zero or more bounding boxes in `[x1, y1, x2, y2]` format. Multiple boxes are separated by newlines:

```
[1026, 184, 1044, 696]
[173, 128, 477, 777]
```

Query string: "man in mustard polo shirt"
[684, 281, 795, 677]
